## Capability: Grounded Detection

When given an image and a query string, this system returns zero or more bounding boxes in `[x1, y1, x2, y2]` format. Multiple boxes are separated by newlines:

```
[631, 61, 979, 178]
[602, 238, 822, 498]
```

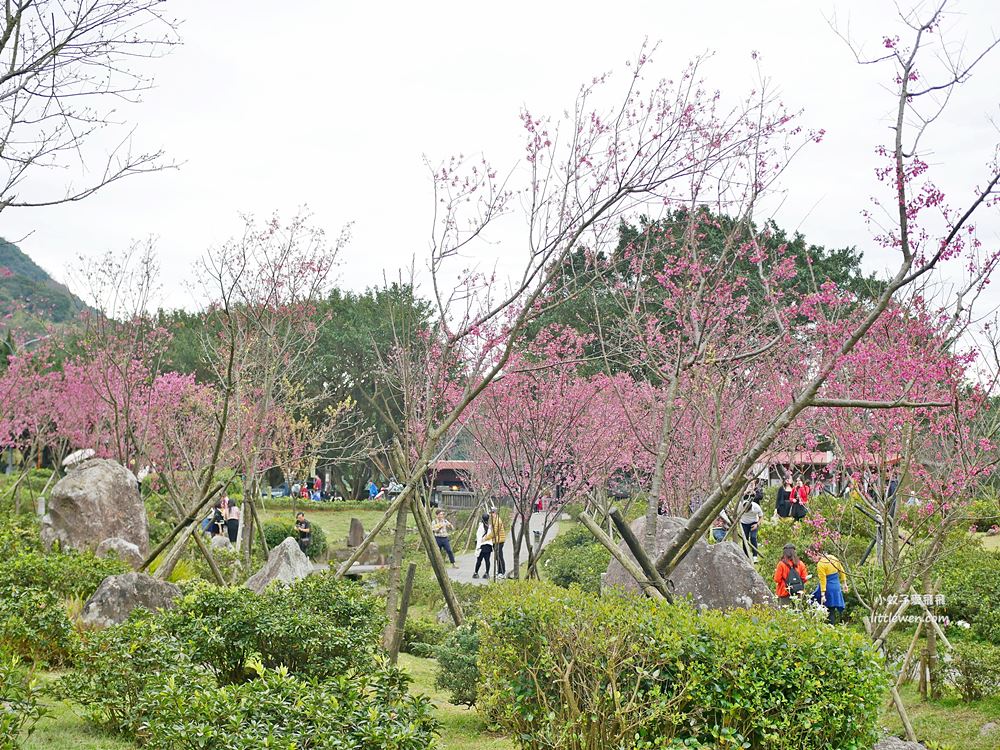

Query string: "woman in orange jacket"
[773, 544, 809, 604]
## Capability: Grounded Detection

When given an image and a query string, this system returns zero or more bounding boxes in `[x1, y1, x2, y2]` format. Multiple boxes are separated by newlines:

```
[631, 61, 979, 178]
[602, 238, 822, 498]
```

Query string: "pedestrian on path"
[489, 509, 507, 578]
[432, 510, 457, 566]
[473, 513, 493, 579]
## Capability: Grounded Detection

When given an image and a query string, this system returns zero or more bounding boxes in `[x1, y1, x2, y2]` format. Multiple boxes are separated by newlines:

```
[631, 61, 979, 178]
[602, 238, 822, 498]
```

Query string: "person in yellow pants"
[489, 510, 507, 579]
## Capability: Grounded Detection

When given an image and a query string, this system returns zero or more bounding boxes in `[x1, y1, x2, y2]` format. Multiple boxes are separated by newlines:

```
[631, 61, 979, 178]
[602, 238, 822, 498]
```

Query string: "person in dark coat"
[776, 478, 793, 518]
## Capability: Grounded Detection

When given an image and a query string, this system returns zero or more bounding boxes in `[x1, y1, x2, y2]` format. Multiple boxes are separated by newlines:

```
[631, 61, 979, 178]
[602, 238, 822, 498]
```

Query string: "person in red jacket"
[789, 478, 810, 520]
[773, 544, 809, 604]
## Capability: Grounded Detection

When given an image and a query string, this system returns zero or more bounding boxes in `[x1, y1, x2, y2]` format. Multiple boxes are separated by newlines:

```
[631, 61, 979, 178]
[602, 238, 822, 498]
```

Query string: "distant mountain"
[0, 238, 86, 327]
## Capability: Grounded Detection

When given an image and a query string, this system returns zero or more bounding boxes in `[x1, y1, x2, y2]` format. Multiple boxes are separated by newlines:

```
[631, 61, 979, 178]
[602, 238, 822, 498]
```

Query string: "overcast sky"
[3, 0, 999, 311]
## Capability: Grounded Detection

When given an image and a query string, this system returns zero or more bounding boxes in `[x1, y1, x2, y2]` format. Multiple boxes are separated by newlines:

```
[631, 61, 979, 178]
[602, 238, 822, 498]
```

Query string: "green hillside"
[0, 237, 85, 327]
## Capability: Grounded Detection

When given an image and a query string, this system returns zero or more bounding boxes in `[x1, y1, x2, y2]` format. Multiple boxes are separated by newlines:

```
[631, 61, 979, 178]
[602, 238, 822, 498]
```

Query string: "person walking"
[472, 512, 493, 579]
[489, 509, 507, 578]
[366, 479, 380, 500]
[432, 510, 457, 566]
[776, 478, 793, 518]
[740, 489, 763, 561]
[790, 478, 810, 520]
[773, 544, 809, 605]
[225, 500, 241, 544]
[812, 551, 848, 624]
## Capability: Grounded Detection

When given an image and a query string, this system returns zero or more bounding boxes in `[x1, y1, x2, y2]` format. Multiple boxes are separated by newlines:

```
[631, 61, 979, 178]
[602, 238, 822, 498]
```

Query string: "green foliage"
[0, 515, 40, 557]
[137, 661, 438, 750]
[159, 574, 383, 684]
[0, 548, 128, 600]
[59, 581, 435, 750]
[54, 616, 207, 738]
[434, 624, 480, 707]
[0, 584, 74, 665]
[478, 581, 887, 750]
[938, 544, 1000, 644]
[966, 490, 1000, 532]
[142, 491, 174, 547]
[262, 518, 328, 559]
[943, 640, 1000, 701]
[400, 616, 449, 657]
[540, 525, 610, 593]
[0, 651, 45, 749]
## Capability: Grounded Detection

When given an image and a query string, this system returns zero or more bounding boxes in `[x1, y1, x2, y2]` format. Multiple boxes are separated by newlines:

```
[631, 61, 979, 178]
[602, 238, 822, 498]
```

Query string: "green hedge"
[59, 578, 436, 750]
[0, 548, 128, 600]
[478, 582, 886, 750]
[137, 660, 437, 750]
[0, 585, 74, 665]
[541, 525, 610, 593]
[158, 574, 383, 685]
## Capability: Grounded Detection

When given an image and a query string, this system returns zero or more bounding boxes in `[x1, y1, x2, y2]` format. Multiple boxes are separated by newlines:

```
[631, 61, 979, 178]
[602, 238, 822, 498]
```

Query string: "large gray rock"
[81, 573, 181, 628]
[95, 537, 144, 569]
[245, 537, 313, 593]
[210, 534, 232, 551]
[603, 516, 775, 610]
[41, 458, 149, 557]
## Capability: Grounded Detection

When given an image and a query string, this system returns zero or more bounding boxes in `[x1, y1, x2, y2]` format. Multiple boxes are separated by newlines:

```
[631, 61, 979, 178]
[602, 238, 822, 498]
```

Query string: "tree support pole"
[609, 508, 673, 602]
[389, 562, 417, 664]
[579, 511, 664, 600]
[411, 498, 463, 626]
[140, 482, 225, 571]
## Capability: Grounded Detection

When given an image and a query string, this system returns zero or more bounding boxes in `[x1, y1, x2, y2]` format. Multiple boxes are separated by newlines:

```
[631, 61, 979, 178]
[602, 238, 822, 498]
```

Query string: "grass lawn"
[979, 532, 1000, 552]
[880, 684, 1000, 750]
[258, 505, 389, 550]
[26, 691, 133, 750]
[398, 653, 514, 750]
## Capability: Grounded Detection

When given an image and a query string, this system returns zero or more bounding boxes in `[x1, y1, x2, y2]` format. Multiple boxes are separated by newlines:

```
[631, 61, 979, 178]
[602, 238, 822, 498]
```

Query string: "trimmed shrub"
[137, 660, 438, 750]
[0, 652, 45, 750]
[0, 585, 74, 665]
[478, 581, 887, 750]
[944, 640, 1000, 701]
[159, 574, 383, 684]
[434, 624, 479, 707]
[400, 616, 449, 657]
[0, 548, 128, 600]
[262, 519, 328, 559]
[541, 525, 610, 593]
[54, 616, 209, 738]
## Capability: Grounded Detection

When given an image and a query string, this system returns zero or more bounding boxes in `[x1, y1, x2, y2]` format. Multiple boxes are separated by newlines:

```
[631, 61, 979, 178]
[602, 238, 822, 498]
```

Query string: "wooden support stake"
[411, 497, 463, 626]
[579, 511, 663, 600]
[609, 508, 672, 602]
[389, 562, 418, 664]
[141, 482, 225, 571]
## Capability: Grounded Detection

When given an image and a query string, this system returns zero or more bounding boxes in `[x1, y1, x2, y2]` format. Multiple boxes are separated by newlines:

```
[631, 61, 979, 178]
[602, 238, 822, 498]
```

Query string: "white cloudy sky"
[3, 0, 999, 311]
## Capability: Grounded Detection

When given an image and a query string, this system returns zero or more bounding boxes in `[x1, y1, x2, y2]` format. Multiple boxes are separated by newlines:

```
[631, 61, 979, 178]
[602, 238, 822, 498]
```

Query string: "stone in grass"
[873, 739, 927, 750]
[81, 573, 181, 628]
[245, 537, 313, 593]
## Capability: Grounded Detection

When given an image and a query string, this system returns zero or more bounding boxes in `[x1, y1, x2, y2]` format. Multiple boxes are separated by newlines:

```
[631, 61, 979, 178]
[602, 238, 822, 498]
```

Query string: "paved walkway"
[446, 512, 559, 585]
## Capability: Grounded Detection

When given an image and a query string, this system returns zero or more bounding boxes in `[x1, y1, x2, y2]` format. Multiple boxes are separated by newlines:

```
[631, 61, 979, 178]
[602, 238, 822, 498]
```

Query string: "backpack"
[785, 563, 805, 596]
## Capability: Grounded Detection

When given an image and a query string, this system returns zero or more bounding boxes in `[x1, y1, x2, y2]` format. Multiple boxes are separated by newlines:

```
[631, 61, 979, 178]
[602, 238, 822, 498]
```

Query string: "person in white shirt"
[473, 513, 493, 579]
